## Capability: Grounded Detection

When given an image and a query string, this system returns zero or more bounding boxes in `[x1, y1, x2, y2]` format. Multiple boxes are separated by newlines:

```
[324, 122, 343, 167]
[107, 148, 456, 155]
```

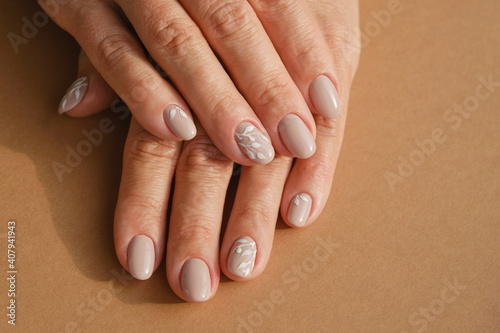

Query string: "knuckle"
[252, 0, 296, 14]
[302, 152, 334, 181]
[323, 20, 361, 80]
[204, 1, 254, 40]
[120, 194, 165, 223]
[125, 129, 180, 162]
[316, 116, 345, 142]
[175, 223, 219, 244]
[149, 18, 199, 58]
[250, 71, 290, 109]
[178, 139, 232, 173]
[288, 34, 323, 65]
[126, 72, 162, 106]
[233, 204, 273, 226]
[208, 90, 236, 118]
[94, 31, 137, 69]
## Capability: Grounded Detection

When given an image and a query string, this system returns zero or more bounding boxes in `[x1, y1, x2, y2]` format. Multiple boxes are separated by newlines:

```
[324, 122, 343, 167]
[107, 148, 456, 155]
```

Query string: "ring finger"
[166, 124, 234, 302]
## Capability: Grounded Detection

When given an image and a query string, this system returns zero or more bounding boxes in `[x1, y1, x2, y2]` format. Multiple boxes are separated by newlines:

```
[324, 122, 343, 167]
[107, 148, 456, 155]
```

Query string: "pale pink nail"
[310, 75, 341, 119]
[128, 235, 155, 280]
[58, 77, 89, 114]
[227, 236, 257, 278]
[278, 115, 316, 159]
[163, 105, 197, 140]
[181, 258, 211, 302]
[288, 193, 312, 227]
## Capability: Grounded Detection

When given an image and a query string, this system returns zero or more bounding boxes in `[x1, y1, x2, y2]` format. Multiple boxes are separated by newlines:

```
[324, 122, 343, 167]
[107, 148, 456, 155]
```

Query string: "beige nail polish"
[181, 258, 211, 302]
[288, 193, 312, 227]
[128, 235, 155, 280]
[278, 114, 316, 159]
[310, 75, 341, 119]
[235, 122, 275, 164]
[59, 77, 89, 114]
[227, 236, 257, 278]
[163, 105, 197, 140]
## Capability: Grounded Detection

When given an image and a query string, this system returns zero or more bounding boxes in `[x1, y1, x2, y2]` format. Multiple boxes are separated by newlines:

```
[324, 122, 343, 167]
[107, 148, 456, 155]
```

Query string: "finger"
[115, 0, 276, 164]
[220, 155, 292, 280]
[248, 0, 342, 119]
[281, 0, 361, 228]
[40, 0, 197, 141]
[180, 0, 317, 159]
[114, 117, 181, 279]
[166, 125, 233, 302]
[59, 49, 117, 116]
[281, 115, 344, 228]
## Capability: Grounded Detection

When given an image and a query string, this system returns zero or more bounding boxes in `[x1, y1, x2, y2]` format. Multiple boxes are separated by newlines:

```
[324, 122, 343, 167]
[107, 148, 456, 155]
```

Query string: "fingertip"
[59, 73, 118, 117]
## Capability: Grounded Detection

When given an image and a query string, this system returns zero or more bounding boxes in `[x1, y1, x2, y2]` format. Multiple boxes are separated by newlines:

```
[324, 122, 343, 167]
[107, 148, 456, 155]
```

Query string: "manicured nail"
[181, 258, 211, 302]
[310, 75, 341, 119]
[127, 235, 155, 280]
[278, 114, 316, 159]
[227, 236, 257, 278]
[235, 122, 274, 164]
[59, 77, 89, 114]
[163, 105, 197, 140]
[288, 193, 312, 227]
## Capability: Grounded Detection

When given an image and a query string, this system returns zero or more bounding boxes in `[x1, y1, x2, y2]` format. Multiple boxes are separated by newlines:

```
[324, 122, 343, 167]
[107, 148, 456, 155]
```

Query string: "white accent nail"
[228, 237, 257, 278]
[235, 123, 274, 164]
[59, 77, 89, 114]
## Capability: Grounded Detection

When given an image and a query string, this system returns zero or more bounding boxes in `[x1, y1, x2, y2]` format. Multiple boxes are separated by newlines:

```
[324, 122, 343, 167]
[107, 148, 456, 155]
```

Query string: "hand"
[39, 0, 351, 166]
[51, 0, 360, 301]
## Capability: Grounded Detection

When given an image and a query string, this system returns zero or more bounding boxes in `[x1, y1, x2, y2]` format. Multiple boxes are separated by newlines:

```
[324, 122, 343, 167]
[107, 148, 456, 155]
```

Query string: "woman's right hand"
[39, 0, 347, 165]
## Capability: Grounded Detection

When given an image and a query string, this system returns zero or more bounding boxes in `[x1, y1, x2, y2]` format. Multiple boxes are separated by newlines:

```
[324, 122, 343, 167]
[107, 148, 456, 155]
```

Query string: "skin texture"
[36, 0, 355, 165]
[43, 0, 360, 301]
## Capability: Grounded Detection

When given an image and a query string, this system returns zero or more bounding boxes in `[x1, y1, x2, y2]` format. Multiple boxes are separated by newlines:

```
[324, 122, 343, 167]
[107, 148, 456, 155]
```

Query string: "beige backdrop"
[1, 0, 499, 332]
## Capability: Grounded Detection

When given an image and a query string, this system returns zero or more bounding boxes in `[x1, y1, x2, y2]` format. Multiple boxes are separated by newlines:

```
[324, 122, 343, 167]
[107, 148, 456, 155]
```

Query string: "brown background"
[1, 0, 499, 332]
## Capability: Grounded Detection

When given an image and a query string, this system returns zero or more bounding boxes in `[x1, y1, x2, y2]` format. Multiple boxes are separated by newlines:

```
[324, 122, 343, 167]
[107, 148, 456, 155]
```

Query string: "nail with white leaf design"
[227, 236, 257, 278]
[288, 193, 312, 227]
[235, 122, 274, 164]
[58, 77, 89, 114]
[163, 105, 196, 140]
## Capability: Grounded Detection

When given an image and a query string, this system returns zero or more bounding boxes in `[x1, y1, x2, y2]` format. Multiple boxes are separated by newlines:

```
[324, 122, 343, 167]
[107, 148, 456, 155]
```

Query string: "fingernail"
[127, 235, 155, 280]
[227, 236, 257, 278]
[59, 77, 89, 114]
[288, 193, 312, 227]
[310, 75, 341, 119]
[163, 105, 197, 140]
[278, 114, 316, 159]
[181, 258, 211, 302]
[235, 122, 274, 164]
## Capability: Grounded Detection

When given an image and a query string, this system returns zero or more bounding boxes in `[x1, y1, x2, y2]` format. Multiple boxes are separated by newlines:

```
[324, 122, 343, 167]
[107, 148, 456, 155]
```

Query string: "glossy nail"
[181, 258, 211, 302]
[310, 75, 341, 119]
[235, 122, 274, 164]
[288, 193, 312, 227]
[278, 114, 316, 159]
[163, 105, 197, 140]
[59, 77, 89, 114]
[227, 236, 257, 278]
[128, 235, 155, 280]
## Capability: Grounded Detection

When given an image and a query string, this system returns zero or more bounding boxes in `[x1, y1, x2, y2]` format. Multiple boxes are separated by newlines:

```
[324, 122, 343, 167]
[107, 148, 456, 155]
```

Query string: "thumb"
[58, 49, 118, 117]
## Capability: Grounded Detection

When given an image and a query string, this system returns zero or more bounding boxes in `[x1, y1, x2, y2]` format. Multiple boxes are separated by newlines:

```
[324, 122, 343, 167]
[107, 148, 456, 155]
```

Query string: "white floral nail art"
[235, 124, 273, 162]
[60, 77, 88, 113]
[293, 194, 309, 207]
[288, 193, 312, 227]
[230, 238, 257, 277]
[169, 105, 188, 120]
